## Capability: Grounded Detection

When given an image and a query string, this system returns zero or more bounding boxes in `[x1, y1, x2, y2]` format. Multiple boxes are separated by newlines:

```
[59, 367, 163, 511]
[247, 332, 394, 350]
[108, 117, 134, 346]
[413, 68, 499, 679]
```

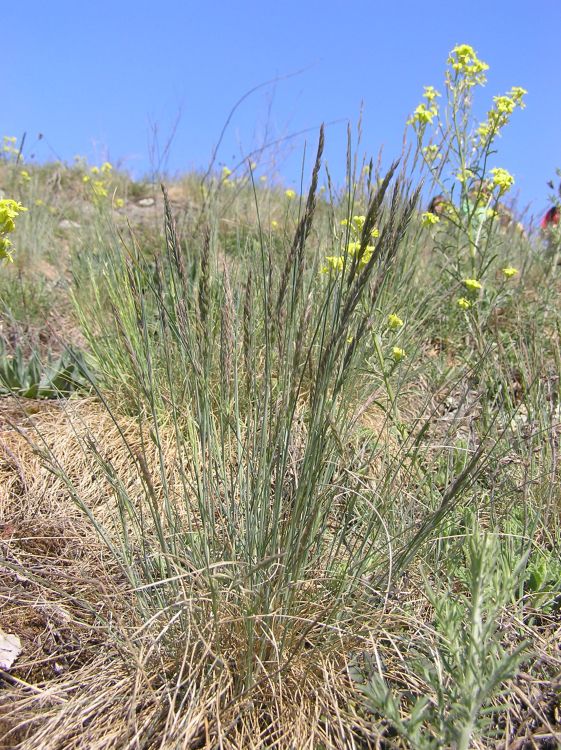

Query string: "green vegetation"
[0, 45, 559, 749]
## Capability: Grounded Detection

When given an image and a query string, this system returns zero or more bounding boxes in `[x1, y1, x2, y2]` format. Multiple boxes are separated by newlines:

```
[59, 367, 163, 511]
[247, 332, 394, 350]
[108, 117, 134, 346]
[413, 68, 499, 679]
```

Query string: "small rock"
[137, 197, 155, 208]
[0, 628, 22, 670]
[59, 219, 81, 230]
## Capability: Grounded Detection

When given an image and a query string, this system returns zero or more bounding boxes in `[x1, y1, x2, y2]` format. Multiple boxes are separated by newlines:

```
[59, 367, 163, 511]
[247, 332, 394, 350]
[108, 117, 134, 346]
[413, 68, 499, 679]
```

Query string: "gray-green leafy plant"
[354, 529, 528, 749]
[0, 338, 90, 398]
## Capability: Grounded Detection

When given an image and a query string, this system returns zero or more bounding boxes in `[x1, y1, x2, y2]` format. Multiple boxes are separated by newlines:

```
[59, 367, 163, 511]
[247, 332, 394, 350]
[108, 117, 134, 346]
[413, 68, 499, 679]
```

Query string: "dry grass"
[0, 399, 361, 748]
[1, 397, 559, 749]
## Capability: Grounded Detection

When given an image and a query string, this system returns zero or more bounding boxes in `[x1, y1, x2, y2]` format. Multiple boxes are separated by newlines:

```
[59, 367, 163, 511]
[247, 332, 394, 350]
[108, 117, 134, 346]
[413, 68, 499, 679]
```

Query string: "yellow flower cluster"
[81, 162, 123, 207]
[1, 135, 21, 161]
[477, 86, 527, 143]
[408, 102, 438, 127]
[340, 214, 379, 240]
[285, 189, 296, 200]
[408, 86, 442, 129]
[421, 211, 440, 227]
[89, 162, 113, 176]
[0, 199, 28, 261]
[489, 167, 514, 194]
[323, 255, 345, 273]
[458, 277, 483, 309]
[423, 86, 440, 104]
[502, 266, 518, 278]
[456, 168, 475, 184]
[392, 346, 406, 363]
[423, 144, 441, 163]
[322, 215, 380, 272]
[387, 313, 404, 330]
[323, 216, 380, 272]
[447, 44, 489, 87]
[463, 278, 482, 293]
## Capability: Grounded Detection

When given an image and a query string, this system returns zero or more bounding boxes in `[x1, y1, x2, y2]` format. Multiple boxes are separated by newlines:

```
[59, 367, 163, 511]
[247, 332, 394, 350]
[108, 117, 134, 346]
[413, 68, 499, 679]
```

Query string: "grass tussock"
[1, 45, 561, 749]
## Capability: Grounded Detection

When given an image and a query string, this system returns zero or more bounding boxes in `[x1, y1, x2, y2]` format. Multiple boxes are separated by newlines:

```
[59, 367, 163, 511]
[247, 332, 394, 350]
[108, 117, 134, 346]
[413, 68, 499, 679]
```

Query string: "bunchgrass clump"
[0, 45, 560, 749]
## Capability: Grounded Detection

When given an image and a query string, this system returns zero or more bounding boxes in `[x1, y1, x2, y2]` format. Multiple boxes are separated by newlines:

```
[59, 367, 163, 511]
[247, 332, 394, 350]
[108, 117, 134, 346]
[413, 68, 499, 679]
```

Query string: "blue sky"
[5, 1, 561, 218]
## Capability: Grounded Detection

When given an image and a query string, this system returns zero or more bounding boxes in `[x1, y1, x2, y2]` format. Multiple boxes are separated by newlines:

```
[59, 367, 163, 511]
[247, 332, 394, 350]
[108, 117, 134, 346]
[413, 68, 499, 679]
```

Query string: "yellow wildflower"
[509, 86, 527, 105]
[0, 199, 27, 261]
[421, 211, 440, 227]
[92, 180, 108, 198]
[90, 166, 100, 174]
[341, 215, 378, 242]
[502, 266, 518, 278]
[387, 313, 404, 330]
[101, 161, 113, 174]
[477, 121, 491, 142]
[271, 220, 279, 229]
[447, 44, 489, 86]
[285, 189, 296, 199]
[463, 278, 482, 293]
[322, 255, 345, 273]
[114, 197, 124, 209]
[0, 236, 13, 261]
[358, 247, 375, 267]
[408, 102, 438, 126]
[490, 167, 514, 193]
[0, 199, 28, 234]
[456, 168, 474, 183]
[19, 170, 31, 182]
[392, 346, 406, 363]
[457, 297, 472, 310]
[82, 175, 90, 183]
[423, 85, 441, 103]
[494, 95, 517, 116]
[346, 241, 375, 267]
[423, 144, 441, 162]
[221, 166, 232, 179]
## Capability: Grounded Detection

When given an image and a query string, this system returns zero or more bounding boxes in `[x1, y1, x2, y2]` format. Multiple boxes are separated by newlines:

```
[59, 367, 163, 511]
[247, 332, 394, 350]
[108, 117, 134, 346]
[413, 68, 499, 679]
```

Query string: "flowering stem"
[373, 333, 401, 429]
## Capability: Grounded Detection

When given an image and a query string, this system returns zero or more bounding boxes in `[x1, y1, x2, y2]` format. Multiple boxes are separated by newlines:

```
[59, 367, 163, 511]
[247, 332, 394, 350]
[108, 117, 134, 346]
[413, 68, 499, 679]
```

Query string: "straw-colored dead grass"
[0, 397, 378, 748]
[1, 396, 559, 749]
